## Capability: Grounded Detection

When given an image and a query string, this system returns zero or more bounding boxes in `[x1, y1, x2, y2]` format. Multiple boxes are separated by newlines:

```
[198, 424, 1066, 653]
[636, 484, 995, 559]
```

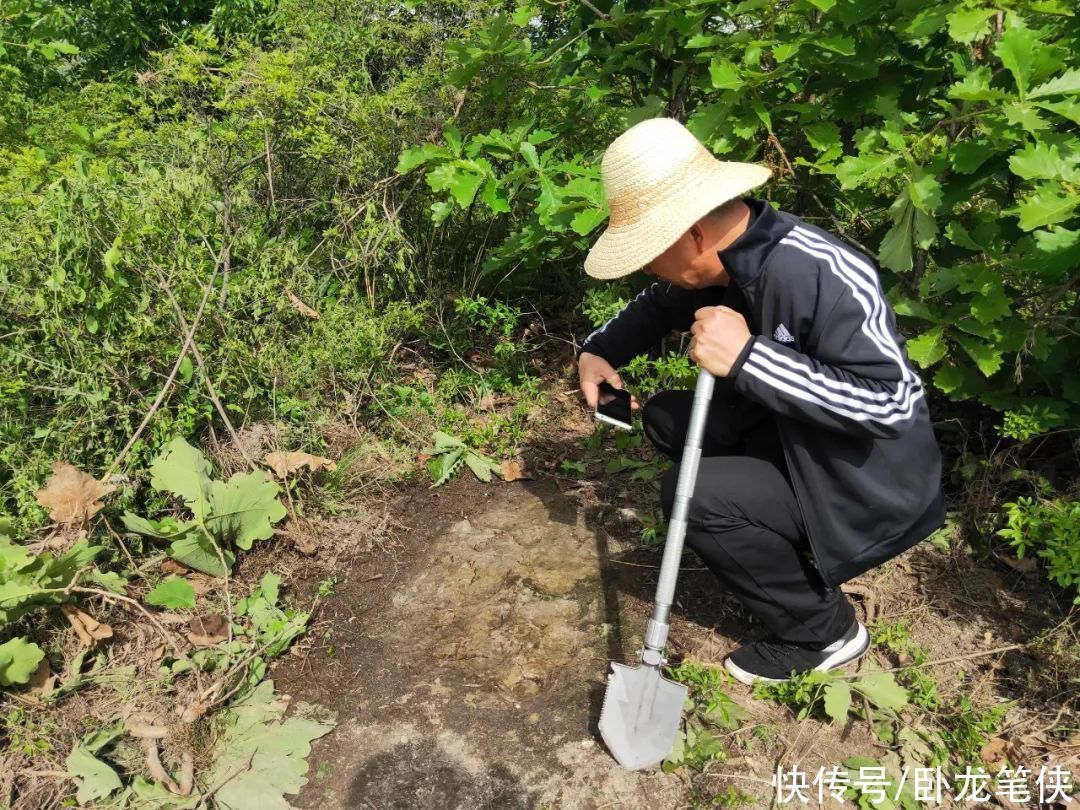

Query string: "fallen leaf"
[149, 644, 165, 663]
[263, 451, 337, 479]
[186, 573, 213, 597]
[500, 459, 529, 482]
[187, 613, 228, 647]
[161, 559, 192, 576]
[284, 287, 320, 319]
[1002, 555, 1037, 574]
[980, 736, 1017, 772]
[476, 394, 496, 411]
[61, 604, 113, 647]
[35, 463, 115, 525]
[28, 658, 56, 696]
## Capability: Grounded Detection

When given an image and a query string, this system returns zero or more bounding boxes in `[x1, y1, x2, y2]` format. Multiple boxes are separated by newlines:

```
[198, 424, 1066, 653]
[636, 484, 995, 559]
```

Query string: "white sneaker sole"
[723, 623, 870, 686]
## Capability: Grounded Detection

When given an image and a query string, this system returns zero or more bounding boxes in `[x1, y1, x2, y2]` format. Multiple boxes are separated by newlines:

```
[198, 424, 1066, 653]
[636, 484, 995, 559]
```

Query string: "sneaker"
[723, 619, 870, 685]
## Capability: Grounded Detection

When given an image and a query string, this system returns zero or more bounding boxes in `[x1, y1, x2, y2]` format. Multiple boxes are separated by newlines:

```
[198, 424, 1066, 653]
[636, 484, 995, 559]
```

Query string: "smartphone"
[595, 381, 633, 430]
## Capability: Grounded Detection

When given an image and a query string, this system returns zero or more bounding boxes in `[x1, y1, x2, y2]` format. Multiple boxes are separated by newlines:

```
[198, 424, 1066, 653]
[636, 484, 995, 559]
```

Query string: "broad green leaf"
[823, 681, 852, 722]
[1030, 68, 1080, 99]
[207, 680, 333, 810]
[1034, 226, 1080, 253]
[945, 221, 982, 250]
[1004, 101, 1050, 134]
[395, 144, 447, 175]
[994, 15, 1042, 97]
[1008, 141, 1074, 180]
[49, 41, 80, 55]
[145, 575, 196, 610]
[571, 206, 607, 235]
[955, 334, 1004, 376]
[836, 152, 900, 188]
[947, 67, 1006, 101]
[1017, 184, 1080, 230]
[0, 637, 45, 686]
[906, 327, 948, 368]
[816, 35, 855, 56]
[807, 0, 836, 10]
[445, 168, 484, 208]
[709, 58, 743, 91]
[1036, 98, 1080, 126]
[909, 170, 942, 212]
[120, 513, 191, 539]
[804, 121, 841, 154]
[463, 450, 500, 482]
[950, 140, 996, 174]
[946, 7, 996, 43]
[169, 532, 234, 577]
[150, 437, 214, 521]
[852, 671, 909, 712]
[66, 744, 122, 805]
[179, 354, 193, 384]
[971, 285, 1012, 323]
[933, 365, 966, 395]
[207, 472, 287, 552]
[519, 141, 540, 170]
[772, 42, 800, 62]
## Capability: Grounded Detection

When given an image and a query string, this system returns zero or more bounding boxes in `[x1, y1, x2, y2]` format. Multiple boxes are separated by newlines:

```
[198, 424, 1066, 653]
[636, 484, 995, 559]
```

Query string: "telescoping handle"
[640, 368, 715, 666]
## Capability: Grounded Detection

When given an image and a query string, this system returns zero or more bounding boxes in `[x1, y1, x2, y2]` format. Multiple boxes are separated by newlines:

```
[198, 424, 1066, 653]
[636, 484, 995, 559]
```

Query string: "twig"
[195, 750, 255, 809]
[100, 265, 218, 482]
[154, 267, 255, 470]
[832, 643, 1026, 679]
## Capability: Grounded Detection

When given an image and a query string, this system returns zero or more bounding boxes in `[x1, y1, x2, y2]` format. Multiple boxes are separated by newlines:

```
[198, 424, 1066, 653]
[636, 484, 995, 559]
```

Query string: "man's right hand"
[578, 351, 640, 411]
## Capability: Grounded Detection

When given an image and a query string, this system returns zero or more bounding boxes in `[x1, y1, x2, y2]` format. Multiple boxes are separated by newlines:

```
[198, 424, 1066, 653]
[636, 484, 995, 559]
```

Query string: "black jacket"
[580, 198, 947, 587]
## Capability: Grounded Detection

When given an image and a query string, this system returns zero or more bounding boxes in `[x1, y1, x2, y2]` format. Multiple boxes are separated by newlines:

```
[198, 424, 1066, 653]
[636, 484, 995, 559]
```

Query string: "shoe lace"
[756, 638, 807, 668]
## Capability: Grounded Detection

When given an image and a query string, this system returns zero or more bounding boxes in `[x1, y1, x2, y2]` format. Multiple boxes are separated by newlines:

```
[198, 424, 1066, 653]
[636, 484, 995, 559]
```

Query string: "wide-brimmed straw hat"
[584, 118, 772, 280]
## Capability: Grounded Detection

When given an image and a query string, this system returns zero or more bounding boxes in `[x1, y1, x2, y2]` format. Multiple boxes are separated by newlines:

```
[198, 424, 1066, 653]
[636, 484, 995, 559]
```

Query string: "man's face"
[641, 224, 726, 289]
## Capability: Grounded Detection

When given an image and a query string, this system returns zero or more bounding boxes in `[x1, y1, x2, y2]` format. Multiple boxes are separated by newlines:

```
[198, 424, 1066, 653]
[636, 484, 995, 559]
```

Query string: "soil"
[265, 384, 1077, 810]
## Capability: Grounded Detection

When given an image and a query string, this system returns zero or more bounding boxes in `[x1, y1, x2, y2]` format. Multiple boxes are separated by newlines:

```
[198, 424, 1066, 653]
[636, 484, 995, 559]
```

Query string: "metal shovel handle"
[641, 368, 715, 665]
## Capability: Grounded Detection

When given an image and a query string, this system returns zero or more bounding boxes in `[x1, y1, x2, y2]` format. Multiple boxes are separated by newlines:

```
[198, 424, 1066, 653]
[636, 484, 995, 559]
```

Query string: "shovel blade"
[599, 661, 688, 770]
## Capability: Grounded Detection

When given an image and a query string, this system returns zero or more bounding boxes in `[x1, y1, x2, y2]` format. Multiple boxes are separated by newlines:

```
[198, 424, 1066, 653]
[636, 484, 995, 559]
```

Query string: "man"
[577, 117, 946, 685]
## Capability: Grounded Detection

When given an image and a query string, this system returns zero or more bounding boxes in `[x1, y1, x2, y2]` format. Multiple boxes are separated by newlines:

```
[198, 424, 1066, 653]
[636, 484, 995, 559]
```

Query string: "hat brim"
[583, 163, 772, 281]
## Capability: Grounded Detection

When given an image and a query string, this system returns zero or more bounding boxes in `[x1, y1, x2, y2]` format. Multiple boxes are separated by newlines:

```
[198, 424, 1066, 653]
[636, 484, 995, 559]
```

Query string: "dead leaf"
[149, 644, 165, 663]
[263, 451, 337, 479]
[186, 573, 213, 597]
[284, 286, 320, 319]
[1002, 555, 1038, 574]
[476, 394, 496, 411]
[28, 658, 56, 696]
[35, 462, 115, 525]
[980, 736, 1017, 772]
[186, 614, 228, 647]
[61, 604, 113, 647]
[161, 559, 192, 576]
[500, 459, 529, 482]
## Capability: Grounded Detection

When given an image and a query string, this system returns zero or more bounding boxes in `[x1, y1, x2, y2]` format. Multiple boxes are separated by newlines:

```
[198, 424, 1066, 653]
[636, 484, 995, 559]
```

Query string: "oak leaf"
[35, 463, 115, 525]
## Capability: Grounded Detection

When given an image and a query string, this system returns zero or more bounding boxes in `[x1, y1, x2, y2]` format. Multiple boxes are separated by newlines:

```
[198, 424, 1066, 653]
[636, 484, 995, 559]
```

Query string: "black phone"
[595, 381, 633, 430]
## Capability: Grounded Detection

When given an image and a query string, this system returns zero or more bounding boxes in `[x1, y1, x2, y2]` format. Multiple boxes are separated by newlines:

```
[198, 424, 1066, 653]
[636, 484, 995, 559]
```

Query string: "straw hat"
[584, 118, 772, 280]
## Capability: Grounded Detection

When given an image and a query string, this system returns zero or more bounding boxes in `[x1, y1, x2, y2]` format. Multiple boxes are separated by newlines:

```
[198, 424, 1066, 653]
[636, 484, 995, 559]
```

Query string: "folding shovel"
[599, 368, 715, 770]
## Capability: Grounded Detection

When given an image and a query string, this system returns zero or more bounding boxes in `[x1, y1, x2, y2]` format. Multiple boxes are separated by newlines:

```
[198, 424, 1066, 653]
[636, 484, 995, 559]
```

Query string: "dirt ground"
[265, 389, 1077, 810]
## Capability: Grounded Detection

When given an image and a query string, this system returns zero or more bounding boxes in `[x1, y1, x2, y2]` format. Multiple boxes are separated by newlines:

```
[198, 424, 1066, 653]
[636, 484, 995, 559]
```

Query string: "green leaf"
[1030, 68, 1080, 99]
[519, 141, 540, 170]
[804, 121, 841, 154]
[1009, 141, 1079, 181]
[145, 575, 196, 610]
[1017, 184, 1080, 230]
[816, 35, 855, 56]
[823, 681, 852, 722]
[150, 437, 214, 521]
[207, 472, 288, 552]
[955, 334, 1004, 376]
[49, 40, 80, 55]
[836, 152, 900, 188]
[1036, 98, 1080, 126]
[463, 450, 501, 483]
[906, 327, 948, 367]
[571, 206, 607, 235]
[807, 0, 836, 10]
[852, 671, 909, 712]
[948, 67, 1007, 101]
[950, 140, 997, 174]
[971, 285, 1012, 323]
[446, 168, 485, 208]
[944, 221, 982, 250]
[909, 169, 942, 212]
[66, 744, 122, 805]
[709, 58, 744, 90]
[206, 680, 333, 810]
[179, 354, 193, 384]
[169, 532, 234, 578]
[428, 448, 464, 486]
[947, 7, 996, 43]
[772, 42, 800, 62]
[994, 15, 1042, 97]
[395, 144, 447, 175]
[0, 637, 45, 686]
[120, 513, 191, 539]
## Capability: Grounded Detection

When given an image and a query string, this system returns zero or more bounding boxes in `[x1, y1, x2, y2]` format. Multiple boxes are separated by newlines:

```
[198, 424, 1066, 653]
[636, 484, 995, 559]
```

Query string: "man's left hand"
[689, 306, 752, 377]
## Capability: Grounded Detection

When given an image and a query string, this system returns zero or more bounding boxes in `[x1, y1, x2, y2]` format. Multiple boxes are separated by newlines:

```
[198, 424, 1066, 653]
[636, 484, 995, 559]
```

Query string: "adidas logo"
[773, 323, 795, 343]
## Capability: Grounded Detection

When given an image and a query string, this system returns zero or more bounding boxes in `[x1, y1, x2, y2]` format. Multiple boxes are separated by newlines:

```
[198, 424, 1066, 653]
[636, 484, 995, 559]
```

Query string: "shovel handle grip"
[643, 368, 715, 658]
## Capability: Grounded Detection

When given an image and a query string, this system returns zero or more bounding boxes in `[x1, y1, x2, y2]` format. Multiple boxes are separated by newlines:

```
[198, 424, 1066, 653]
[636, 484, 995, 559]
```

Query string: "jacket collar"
[717, 198, 795, 286]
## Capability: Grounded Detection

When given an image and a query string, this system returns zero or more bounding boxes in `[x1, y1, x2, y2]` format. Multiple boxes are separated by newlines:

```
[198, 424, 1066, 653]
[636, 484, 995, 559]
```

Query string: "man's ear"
[688, 221, 708, 255]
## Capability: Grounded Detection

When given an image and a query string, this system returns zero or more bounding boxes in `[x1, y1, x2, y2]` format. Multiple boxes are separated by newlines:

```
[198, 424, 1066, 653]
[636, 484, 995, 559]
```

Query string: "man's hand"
[578, 351, 640, 411]
[689, 306, 752, 377]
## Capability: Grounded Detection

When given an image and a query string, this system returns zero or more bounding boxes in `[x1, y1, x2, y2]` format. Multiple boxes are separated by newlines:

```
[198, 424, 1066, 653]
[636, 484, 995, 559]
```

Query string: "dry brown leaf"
[284, 286, 320, 319]
[34, 462, 115, 525]
[1002, 555, 1038, 574]
[263, 451, 337, 479]
[501, 459, 529, 482]
[61, 604, 113, 647]
[186, 613, 228, 647]
[28, 658, 56, 696]
[186, 573, 213, 597]
[160, 559, 192, 576]
[149, 643, 165, 663]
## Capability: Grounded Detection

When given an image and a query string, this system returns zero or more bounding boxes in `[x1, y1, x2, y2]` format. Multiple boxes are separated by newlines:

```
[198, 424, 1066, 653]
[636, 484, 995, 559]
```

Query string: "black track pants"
[642, 388, 855, 647]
